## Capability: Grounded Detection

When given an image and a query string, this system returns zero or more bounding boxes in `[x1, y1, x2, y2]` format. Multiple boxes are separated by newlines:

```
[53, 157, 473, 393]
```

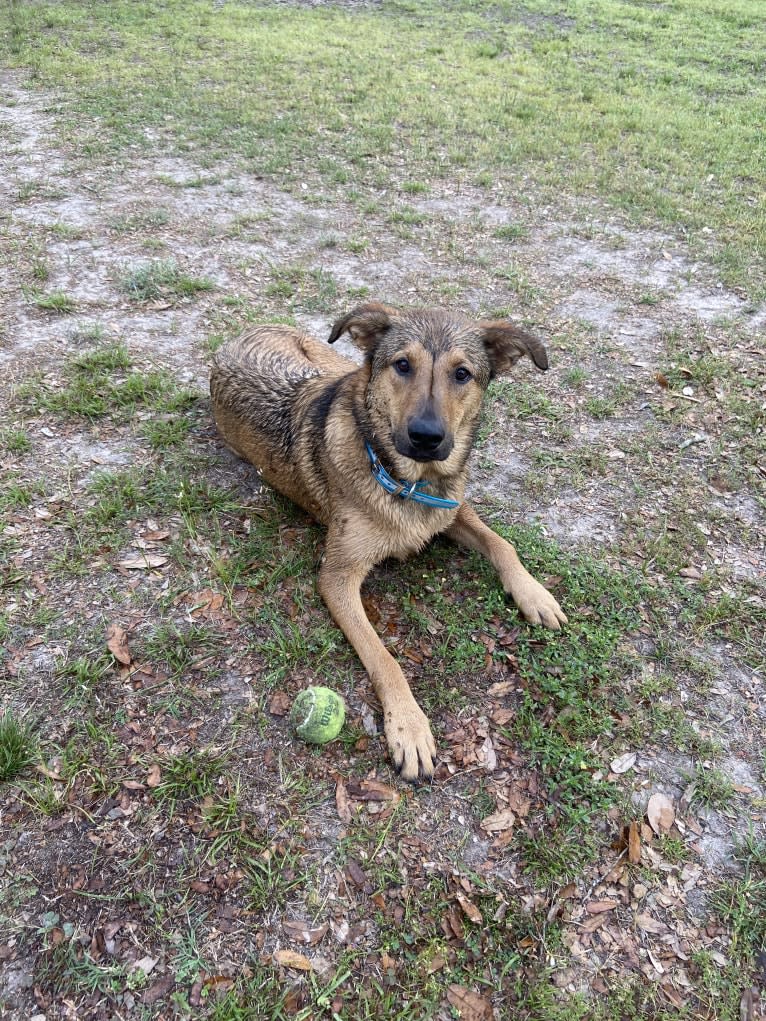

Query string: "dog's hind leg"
[446, 503, 567, 630]
[318, 542, 437, 782]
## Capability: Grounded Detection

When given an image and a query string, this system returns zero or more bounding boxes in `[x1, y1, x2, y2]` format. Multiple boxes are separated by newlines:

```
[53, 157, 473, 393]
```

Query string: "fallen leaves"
[272, 949, 313, 972]
[282, 920, 329, 946]
[628, 820, 642, 864]
[455, 893, 483, 925]
[106, 623, 131, 665]
[479, 807, 516, 835]
[335, 777, 352, 825]
[117, 553, 169, 571]
[446, 985, 493, 1021]
[586, 899, 618, 914]
[635, 912, 668, 935]
[610, 751, 637, 774]
[647, 792, 675, 835]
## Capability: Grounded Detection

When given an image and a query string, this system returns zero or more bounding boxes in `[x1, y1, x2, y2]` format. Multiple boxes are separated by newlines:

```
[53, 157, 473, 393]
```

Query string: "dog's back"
[210, 326, 355, 520]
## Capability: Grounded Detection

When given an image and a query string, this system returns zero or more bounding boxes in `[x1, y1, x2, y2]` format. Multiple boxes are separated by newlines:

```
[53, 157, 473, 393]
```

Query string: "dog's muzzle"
[396, 415, 453, 462]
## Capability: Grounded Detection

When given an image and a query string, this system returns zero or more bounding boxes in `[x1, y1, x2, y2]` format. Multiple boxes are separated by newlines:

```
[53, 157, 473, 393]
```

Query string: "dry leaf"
[282, 920, 329, 946]
[586, 899, 618, 914]
[581, 913, 610, 933]
[273, 949, 313, 972]
[610, 751, 637, 774]
[646, 792, 675, 834]
[487, 680, 514, 696]
[480, 808, 515, 834]
[347, 779, 400, 802]
[455, 893, 483, 925]
[146, 764, 161, 788]
[268, 691, 291, 716]
[133, 956, 159, 976]
[118, 554, 168, 570]
[636, 912, 668, 934]
[661, 981, 684, 1009]
[628, 820, 642, 864]
[106, 623, 131, 665]
[446, 984, 493, 1021]
[478, 733, 497, 771]
[740, 987, 757, 1021]
[335, 778, 352, 824]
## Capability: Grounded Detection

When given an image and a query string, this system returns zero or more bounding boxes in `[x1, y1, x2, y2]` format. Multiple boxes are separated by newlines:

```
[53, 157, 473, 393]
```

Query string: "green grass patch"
[0, 427, 32, 454]
[154, 748, 228, 813]
[25, 342, 200, 422]
[108, 206, 170, 233]
[120, 258, 214, 302]
[3, 0, 764, 296]
[265, 264, 339, 313]
[144, 622, 224, 675]
[31, 290, 77, 314]
[0, 711, 36, 781]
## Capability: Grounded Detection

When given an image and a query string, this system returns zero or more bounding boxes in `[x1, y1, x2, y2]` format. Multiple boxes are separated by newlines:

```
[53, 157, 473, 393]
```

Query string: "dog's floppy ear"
[328, 302, 397, 352]
[478, 320, 549, 375]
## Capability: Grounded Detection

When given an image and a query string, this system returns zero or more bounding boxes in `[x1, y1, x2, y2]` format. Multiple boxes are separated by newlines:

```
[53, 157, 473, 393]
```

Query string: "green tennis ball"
[290, 686, 345, 744]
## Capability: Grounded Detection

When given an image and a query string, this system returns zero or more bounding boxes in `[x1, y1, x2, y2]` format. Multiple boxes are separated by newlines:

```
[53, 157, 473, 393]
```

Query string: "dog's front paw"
[384, 702, 437, 783]
[510, 576, 568, 630]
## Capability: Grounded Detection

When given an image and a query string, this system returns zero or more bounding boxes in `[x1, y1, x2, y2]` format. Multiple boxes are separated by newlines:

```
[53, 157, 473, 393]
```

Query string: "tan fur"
[210, 304, 567, 781]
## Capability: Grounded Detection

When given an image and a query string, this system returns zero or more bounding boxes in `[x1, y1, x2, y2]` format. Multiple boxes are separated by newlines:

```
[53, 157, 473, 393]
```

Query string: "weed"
[121, 258, 214, 302]
[687, 762, 736, 810]
[32, 291, 77, 314]
[0, 711, 36, 781]
[145, 622, 224, 675]
[657, 834, 692, 864]
[108, 207, 170, 233]
[246, 841, 307, 911]
[0, 427, 31, 453]
[155, 749, 227, 810]
[29, 343, 199, 422]
[388, 205, 427, 227]
[141, 416, 192, 448]
[265, 264, 338, 312]
[56, 655, 113, 706]
[493, 223, 527, 242]
[37, 941, 130, 1001]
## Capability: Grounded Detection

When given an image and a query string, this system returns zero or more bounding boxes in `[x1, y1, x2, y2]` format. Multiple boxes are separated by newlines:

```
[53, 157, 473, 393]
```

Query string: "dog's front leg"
[446, 503, 567, 630]
[318, 546, 437, 782]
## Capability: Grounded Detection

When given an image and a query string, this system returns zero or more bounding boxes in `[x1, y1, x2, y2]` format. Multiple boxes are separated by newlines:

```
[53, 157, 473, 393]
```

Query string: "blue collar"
[364, 441, 459, 510]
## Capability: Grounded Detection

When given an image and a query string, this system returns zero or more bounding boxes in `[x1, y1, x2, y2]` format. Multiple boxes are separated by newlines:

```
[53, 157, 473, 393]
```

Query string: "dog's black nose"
[407, 417, 445, 453]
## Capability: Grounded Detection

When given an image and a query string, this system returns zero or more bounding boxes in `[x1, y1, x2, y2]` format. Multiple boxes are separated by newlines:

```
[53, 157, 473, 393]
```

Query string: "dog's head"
[328, 303, 549, 476]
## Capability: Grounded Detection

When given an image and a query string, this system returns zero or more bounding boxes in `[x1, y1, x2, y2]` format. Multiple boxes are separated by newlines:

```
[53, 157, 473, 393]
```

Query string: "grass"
[108, 207, 170, 233]
[265, 264, 339, 312]
[686, 762, 736, 810]
[31, 290, 77, 313]
[0, 711, 36, 781]
[144, 622, 224, 675]
[2, 2, 765, 1018]
[3, 0, 764, 297]
[121, 258, 214, 302]
[155, 749, 227, 811]
[23, 342, 200, 422]
[55, 654, 113, 706]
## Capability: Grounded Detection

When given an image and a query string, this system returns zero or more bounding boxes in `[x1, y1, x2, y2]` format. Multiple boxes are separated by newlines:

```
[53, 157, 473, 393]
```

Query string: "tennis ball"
[290, 686, 345, 744]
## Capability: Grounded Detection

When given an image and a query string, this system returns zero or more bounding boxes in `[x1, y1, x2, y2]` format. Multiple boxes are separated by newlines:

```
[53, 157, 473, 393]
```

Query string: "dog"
[210, 303, 567, 781]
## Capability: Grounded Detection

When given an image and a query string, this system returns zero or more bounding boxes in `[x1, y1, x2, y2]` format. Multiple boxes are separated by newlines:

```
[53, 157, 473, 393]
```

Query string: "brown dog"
[210, 303, 566, 781]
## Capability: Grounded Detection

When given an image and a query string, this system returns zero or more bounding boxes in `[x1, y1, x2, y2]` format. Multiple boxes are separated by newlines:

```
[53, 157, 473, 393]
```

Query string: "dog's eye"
[455, 367, 472, 384]
[394, 358, 410, 375]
